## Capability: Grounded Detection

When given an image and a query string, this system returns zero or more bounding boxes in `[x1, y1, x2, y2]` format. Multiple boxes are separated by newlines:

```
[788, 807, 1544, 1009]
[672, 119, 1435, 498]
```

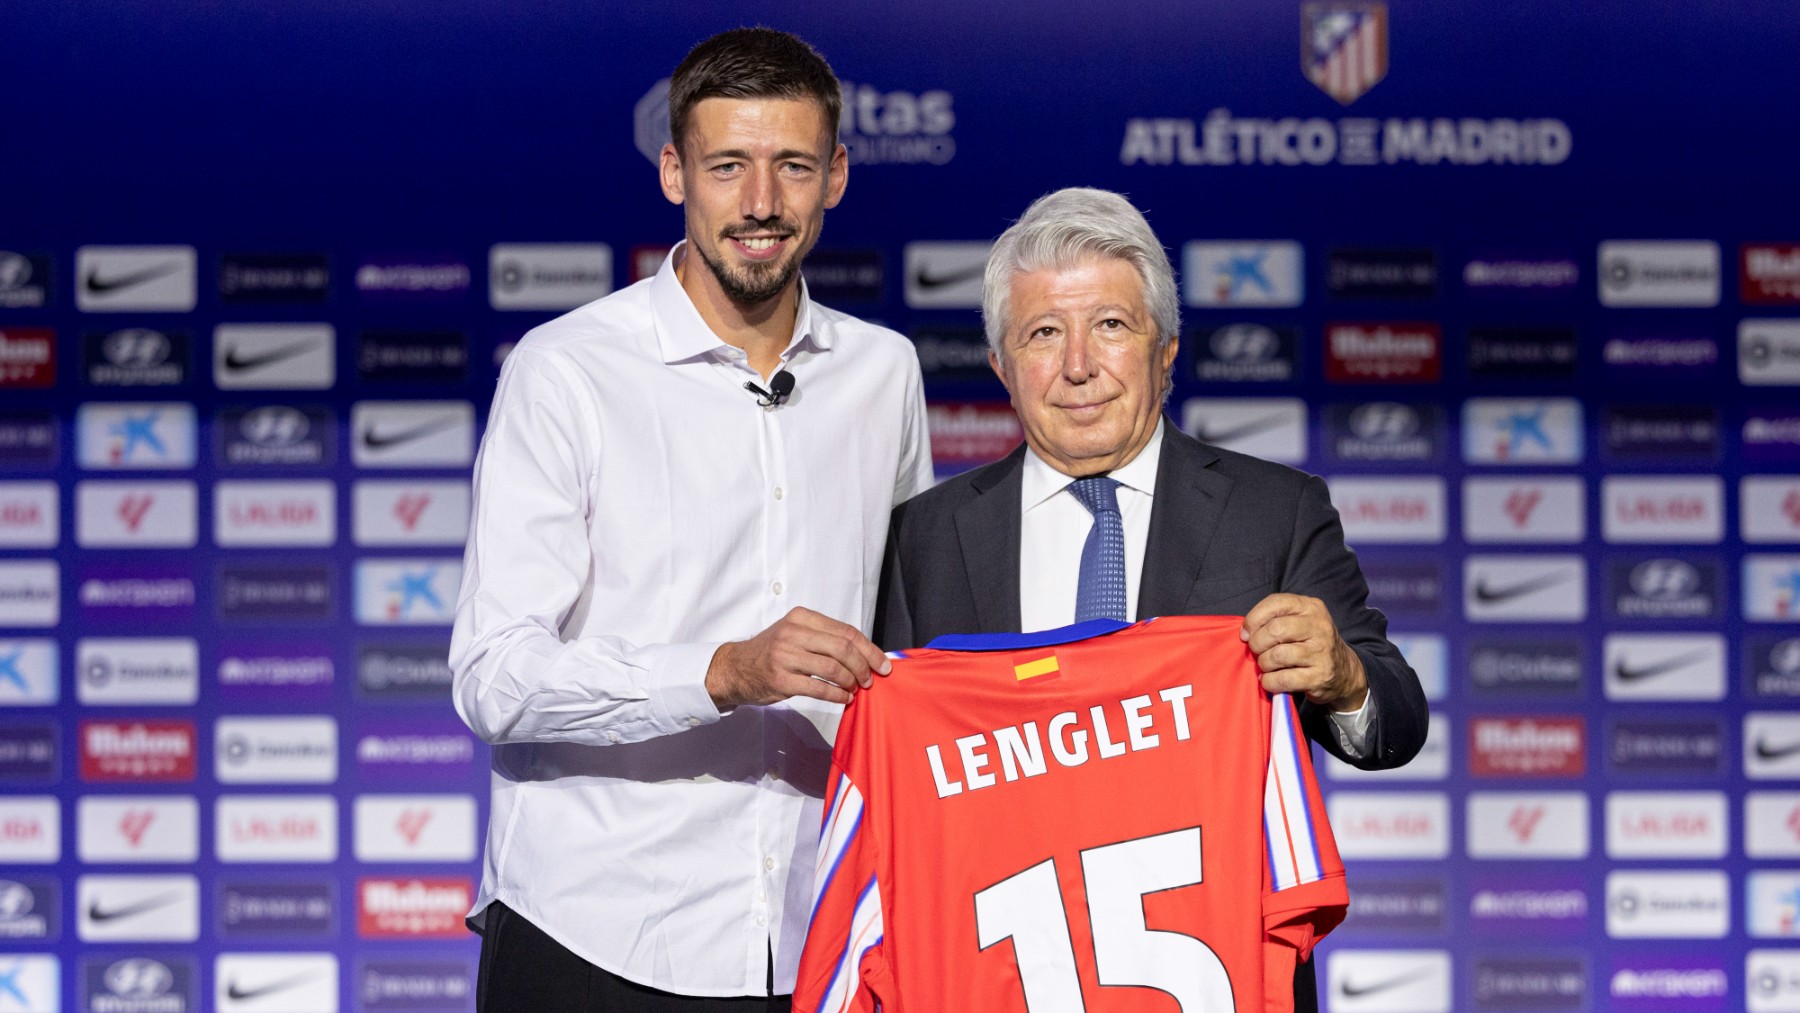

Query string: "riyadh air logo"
[1182, 242, 1304, 307]
[76, 245, 198, 312]
[1302, 2, 1389, 105]
[1463, 398, 1583, 464]
[355, 560, 461, 625]
[1327, 951, 1449, 1013]
[77, 403, 197, 470]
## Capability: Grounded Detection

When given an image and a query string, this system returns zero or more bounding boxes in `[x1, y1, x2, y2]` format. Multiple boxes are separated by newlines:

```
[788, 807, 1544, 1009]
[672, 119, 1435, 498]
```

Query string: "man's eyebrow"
[700, 147, 822, 163]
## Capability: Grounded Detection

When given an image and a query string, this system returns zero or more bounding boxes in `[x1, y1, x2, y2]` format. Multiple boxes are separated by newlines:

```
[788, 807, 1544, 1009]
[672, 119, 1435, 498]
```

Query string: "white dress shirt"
[450, 244, 933, 997]
[1017, 419, 1375, 755]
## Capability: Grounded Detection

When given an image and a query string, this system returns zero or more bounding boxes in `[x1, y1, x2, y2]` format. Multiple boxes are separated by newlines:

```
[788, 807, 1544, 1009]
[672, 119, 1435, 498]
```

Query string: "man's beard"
[697, 221, 810, 306]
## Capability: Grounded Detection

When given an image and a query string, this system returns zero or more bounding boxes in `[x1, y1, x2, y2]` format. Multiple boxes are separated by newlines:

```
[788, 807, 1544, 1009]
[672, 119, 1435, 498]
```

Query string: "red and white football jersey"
[795, 615, 1346, 1013]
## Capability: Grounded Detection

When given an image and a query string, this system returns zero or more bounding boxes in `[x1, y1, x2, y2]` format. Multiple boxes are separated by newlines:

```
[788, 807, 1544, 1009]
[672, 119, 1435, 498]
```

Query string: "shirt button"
[605, 730, 622, 744]
[687, 717, 702, 727]
[755, 914, 767, 927]
[773, 487, 784, 501]
[764, 856, 776, 871]
[771, 581, 783, 596]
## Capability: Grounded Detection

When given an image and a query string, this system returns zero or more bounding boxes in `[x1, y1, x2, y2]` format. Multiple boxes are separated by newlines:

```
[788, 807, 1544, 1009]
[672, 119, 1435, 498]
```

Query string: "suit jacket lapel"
[1138, 426, 1236, 618]
[955, 444, 1025, 634]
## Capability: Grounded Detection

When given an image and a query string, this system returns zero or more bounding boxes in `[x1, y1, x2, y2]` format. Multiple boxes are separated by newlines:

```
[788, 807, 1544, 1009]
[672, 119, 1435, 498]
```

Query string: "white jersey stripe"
[811, 778, 866, 920]
[1265, 696, 1323, 888]
[822, 875, 884, 1013]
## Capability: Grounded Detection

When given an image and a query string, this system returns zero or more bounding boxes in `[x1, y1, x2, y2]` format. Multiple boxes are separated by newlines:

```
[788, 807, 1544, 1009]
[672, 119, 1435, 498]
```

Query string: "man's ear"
[824, 142, 849, 210]
[659, 142, 685, 206]
[988, 348, 1010, 395]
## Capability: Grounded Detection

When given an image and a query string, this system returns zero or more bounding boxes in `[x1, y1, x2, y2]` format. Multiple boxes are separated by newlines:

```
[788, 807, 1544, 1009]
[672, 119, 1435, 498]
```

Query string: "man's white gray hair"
[981, 187, 1180, 357]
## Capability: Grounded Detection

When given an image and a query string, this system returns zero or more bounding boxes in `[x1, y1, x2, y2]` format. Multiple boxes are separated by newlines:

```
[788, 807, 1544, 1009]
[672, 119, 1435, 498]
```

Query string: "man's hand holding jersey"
[1240, 593, 1370, 713]
[707, 606, 893, 709]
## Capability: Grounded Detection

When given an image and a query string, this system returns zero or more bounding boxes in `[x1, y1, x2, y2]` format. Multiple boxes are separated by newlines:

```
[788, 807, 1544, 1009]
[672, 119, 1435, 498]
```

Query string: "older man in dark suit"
[874, 187, 1428, 1013]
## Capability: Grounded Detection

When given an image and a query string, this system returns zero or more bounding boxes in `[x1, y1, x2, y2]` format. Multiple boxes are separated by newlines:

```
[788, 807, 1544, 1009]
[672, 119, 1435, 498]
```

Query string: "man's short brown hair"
[668, 27, 842, 153]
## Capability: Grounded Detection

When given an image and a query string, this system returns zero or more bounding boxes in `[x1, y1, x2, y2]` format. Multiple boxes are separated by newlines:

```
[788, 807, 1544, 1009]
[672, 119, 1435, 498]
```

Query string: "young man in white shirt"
[451, 28, 932, 1012]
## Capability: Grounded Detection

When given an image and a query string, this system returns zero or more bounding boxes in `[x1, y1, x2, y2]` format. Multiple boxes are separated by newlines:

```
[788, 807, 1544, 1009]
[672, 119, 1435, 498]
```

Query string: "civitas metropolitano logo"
[633, 76, 955, 166]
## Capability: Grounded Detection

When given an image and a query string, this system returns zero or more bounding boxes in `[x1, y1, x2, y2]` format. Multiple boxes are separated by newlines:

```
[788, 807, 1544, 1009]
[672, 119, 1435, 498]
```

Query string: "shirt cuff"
[1326, 690, 1379, 758]
[641, 640, 726, 734]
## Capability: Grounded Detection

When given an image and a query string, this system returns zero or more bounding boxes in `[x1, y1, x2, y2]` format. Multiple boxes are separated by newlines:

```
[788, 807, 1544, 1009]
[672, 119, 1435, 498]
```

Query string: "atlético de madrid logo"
[1303, 2, 1389, 105]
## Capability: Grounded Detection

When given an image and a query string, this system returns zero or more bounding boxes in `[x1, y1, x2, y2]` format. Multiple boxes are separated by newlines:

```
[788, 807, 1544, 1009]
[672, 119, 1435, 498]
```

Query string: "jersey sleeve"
[1260, 693, 1349, 959]
[794, 768, 895, 1013]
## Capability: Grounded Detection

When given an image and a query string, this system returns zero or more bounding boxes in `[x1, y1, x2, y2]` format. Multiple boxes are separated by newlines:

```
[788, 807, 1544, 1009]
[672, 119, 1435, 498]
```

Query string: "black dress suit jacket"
[872, 425, 1429, 1013]
[875, 423, 1428, 769]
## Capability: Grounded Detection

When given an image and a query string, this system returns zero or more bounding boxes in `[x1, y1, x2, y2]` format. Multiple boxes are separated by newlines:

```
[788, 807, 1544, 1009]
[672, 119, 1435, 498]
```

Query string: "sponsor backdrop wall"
[3, 1, 1800, 1011]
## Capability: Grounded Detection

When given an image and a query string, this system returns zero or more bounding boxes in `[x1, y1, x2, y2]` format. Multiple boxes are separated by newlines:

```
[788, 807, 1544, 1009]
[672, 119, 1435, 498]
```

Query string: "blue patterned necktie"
[1069, 476, 1128, 622]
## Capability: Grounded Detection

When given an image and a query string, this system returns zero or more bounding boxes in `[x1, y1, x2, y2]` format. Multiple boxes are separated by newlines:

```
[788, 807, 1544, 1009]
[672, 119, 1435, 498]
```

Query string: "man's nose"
[742, 164, 782, 222]
[1060, 330, 1095, 382]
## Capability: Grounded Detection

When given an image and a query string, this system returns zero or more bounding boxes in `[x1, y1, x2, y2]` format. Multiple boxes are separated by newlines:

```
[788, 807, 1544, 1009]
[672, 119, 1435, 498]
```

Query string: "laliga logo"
[116, 494, 154, 533]
[393, 494, 432, 532]
[1502, 488, 1543, 528]
[396, 808, 433, 846]
[119, 808, 156, 847]
[1507, 804, 1545, 843]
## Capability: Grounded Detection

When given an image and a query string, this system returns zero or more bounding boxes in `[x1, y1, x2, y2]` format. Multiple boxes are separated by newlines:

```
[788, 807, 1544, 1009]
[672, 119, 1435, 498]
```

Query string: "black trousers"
[475, 902, 792, 1013]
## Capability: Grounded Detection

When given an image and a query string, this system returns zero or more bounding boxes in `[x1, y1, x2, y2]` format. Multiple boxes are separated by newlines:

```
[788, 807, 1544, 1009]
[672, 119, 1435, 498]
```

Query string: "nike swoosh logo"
[361, 416, 460, 449]
[1614, 649, 1711, 683]
[222, 340, 321, 373]
[1473, 572, 1569, 604]
[87, 891, 181, 923]
[1339, 967, 1436, 998]
[225, 972, 318, 1002]
[1193, 414, 1290, 445]
[911, 263, 986, 290]
[84, 262, 183, 295]
[1756, 737, 1800, 761]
